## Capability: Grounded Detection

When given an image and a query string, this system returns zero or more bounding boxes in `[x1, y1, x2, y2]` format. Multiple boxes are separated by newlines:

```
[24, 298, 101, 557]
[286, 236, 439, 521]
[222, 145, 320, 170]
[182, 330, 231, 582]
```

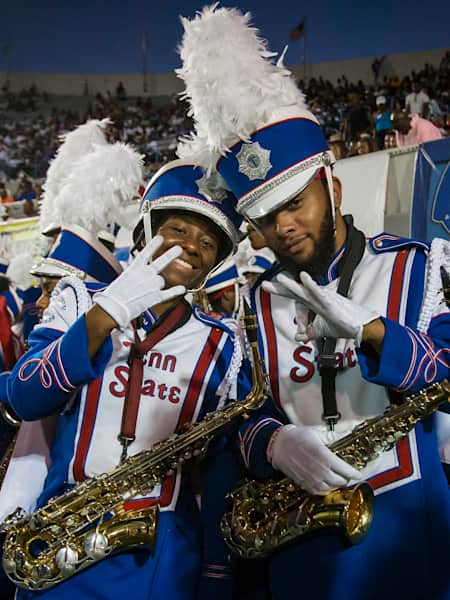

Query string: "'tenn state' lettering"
[109, 365, 181, 403]
[290, 344, 357, 383]
[122, 341, 177, 372]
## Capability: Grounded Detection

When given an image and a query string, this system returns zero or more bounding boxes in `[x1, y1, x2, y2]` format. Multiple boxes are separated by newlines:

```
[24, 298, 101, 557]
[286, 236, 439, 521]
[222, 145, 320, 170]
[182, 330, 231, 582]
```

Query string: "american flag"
[288, 19, 305, 42]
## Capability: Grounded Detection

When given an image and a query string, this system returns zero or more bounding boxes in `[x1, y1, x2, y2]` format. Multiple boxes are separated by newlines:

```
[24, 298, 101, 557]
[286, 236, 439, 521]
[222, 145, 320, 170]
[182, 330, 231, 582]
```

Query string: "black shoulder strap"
[319, 216, 366, 430]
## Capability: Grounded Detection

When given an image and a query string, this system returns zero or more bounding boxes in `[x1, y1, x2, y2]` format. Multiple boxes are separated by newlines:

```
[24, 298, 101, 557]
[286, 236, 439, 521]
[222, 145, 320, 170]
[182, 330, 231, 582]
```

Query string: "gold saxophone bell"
[320, 482, 374, 544]
[222, 379, 450, 558]
[222, 480, 374, 559]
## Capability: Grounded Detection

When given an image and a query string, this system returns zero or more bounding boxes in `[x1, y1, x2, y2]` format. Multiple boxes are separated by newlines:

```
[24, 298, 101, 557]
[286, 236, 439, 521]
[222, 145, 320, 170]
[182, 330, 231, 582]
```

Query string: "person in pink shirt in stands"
[393, 111, 443, 147]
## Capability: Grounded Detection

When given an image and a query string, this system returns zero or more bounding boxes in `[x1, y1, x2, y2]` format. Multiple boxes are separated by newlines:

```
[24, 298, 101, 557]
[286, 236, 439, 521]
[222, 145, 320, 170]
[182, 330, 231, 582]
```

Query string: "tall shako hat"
[31, 142, 143, 283]
[30, 225, 122, 283]
[204, 258, 244, 295]
[204, 257, 245, 316]
[177, 5, 336, 223]
[138, 158, 242, 265]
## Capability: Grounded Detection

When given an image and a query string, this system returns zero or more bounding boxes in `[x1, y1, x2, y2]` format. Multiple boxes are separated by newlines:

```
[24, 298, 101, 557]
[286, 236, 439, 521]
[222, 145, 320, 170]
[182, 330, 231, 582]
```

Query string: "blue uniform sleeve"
[238, 395, 284, 480]
[358, 312, 450, 395]
[8, 314, 112, 420]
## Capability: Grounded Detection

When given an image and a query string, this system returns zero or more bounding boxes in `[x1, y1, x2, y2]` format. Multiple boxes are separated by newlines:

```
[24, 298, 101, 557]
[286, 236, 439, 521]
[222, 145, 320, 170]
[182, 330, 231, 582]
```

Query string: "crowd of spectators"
[0, 86, 192, 184]
[304, 50, 450, 159]
[0, 51, 448, 220]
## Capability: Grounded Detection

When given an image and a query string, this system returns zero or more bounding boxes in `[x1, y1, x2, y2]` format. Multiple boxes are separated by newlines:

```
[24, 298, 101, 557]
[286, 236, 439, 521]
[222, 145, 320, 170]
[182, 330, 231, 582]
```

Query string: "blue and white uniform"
[8, 276, 249, 600]
[239, 234, 450, 600]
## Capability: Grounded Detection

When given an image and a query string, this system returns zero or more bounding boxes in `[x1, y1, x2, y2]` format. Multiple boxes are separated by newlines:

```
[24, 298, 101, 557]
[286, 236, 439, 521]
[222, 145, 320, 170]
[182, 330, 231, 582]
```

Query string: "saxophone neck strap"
[319, 216, 366, 431]
[118, 300, 191, 459]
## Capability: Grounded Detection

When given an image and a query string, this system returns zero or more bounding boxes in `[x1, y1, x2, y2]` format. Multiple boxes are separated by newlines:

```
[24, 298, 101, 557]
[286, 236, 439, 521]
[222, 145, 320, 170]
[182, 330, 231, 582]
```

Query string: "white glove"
[93, 236, 186, 329]
[263, 271, 380, 345]
[269, 424, 361, 495]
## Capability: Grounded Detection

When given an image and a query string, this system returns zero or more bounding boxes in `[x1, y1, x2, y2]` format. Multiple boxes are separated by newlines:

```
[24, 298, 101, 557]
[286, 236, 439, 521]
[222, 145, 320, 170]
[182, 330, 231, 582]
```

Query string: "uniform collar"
[316, 242, 346, 286]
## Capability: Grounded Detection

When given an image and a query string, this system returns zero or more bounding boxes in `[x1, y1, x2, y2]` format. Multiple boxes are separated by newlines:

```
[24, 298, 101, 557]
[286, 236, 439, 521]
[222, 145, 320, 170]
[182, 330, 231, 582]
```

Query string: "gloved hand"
[269, 424, 361, 495]
[263, 271, 380, 345]
[93, 236, 186, 330]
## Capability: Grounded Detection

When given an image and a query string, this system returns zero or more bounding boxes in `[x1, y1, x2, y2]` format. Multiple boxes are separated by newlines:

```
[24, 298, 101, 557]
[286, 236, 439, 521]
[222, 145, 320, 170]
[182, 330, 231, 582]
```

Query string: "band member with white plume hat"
[177, 6, 450, 600]
[5, 123, 253, 600]
[0, 133, 144, 541]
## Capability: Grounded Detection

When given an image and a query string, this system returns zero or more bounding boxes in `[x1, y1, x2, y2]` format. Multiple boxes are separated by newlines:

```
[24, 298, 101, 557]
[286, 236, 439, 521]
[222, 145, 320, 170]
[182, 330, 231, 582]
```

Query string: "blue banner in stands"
[411, 138, 450, 242]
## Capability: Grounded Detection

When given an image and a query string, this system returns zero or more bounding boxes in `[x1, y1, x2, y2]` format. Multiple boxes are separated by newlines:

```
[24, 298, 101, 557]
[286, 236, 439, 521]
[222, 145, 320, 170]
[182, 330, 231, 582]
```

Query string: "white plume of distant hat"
[55, 142, 144, 238]
[39, 118, 111, 235]
[7, 253, 35, 291]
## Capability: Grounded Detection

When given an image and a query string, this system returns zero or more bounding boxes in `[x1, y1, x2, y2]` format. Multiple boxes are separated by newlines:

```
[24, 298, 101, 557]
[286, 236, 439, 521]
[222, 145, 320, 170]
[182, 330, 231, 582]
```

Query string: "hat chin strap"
[142, 207, 154, 258]
[324, 164, 337, 234]
[186, 255, 230, 294]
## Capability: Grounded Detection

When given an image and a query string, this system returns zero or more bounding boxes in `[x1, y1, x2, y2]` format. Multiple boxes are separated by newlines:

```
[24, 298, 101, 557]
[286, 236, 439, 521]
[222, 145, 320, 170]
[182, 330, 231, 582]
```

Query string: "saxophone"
[0, 404, 21, 488]
[221, 379, 450, 558]
[2, 301, 267, 591]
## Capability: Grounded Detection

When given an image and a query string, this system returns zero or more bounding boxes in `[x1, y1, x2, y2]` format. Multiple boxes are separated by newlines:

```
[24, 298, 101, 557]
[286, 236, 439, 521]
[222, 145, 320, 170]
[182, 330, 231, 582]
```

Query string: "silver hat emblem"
[196, 171, 227, 203]
[236, 142, 272, 181]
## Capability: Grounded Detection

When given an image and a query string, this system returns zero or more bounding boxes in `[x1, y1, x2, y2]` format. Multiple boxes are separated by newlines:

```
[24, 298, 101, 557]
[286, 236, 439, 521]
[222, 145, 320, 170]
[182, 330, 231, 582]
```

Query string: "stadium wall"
[0, 47, 448, 97]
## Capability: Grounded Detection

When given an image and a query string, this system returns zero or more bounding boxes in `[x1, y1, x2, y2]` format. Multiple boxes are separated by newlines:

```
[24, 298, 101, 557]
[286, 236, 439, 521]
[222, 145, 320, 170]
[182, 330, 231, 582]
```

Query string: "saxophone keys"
[2, 552, 18, 573]
[84, 532, 109, 559]
[31, 563, 53, 581]
[29, 513, 46, 531]
[13, 548, 26, 567]
[55, 545, 79, 576]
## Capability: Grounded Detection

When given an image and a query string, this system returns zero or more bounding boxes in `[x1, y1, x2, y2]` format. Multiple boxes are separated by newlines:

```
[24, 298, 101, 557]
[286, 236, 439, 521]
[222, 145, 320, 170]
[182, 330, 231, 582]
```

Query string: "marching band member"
[6, 157, 249, 600]
[177, 7, 450, 600]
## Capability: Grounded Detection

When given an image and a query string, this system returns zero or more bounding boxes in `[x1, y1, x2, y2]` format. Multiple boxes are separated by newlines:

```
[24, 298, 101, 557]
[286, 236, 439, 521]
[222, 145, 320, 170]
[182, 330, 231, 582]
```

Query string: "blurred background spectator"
[328, 133, 348, 160]
[392, 111, 443, 147]
[373, 96, 393, 149]
[405, 82, 429, 116]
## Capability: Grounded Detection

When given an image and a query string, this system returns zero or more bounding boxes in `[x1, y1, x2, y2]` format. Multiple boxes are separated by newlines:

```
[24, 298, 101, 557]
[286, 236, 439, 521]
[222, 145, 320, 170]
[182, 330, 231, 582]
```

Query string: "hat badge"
[196, 171, 227, 203]
[236, 142, 272, 181]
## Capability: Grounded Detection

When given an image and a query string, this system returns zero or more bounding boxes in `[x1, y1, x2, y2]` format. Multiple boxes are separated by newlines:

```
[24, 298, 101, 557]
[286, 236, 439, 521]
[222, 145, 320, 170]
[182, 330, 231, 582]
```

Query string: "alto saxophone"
[221, 379, 450, 558]
[2, 301, 267, 591]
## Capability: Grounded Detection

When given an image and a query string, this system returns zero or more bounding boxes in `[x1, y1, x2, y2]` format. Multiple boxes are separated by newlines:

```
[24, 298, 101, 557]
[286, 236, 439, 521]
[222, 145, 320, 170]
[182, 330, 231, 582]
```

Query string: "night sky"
[2, 0, 449, 74]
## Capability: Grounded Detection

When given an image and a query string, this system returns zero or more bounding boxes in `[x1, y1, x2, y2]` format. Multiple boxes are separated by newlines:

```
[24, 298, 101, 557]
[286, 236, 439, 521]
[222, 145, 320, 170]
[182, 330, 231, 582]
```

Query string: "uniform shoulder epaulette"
[193, 305, 235, 335]
[369, 233, 429, 254]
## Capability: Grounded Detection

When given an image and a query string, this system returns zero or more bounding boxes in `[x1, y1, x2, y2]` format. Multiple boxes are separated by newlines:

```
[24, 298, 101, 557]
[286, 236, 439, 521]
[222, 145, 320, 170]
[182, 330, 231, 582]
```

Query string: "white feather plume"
[176, 4, 307, 166]
[55, 142, 144, 237]
[39, 118, 110, 233]
[6, 253, 35, 290]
